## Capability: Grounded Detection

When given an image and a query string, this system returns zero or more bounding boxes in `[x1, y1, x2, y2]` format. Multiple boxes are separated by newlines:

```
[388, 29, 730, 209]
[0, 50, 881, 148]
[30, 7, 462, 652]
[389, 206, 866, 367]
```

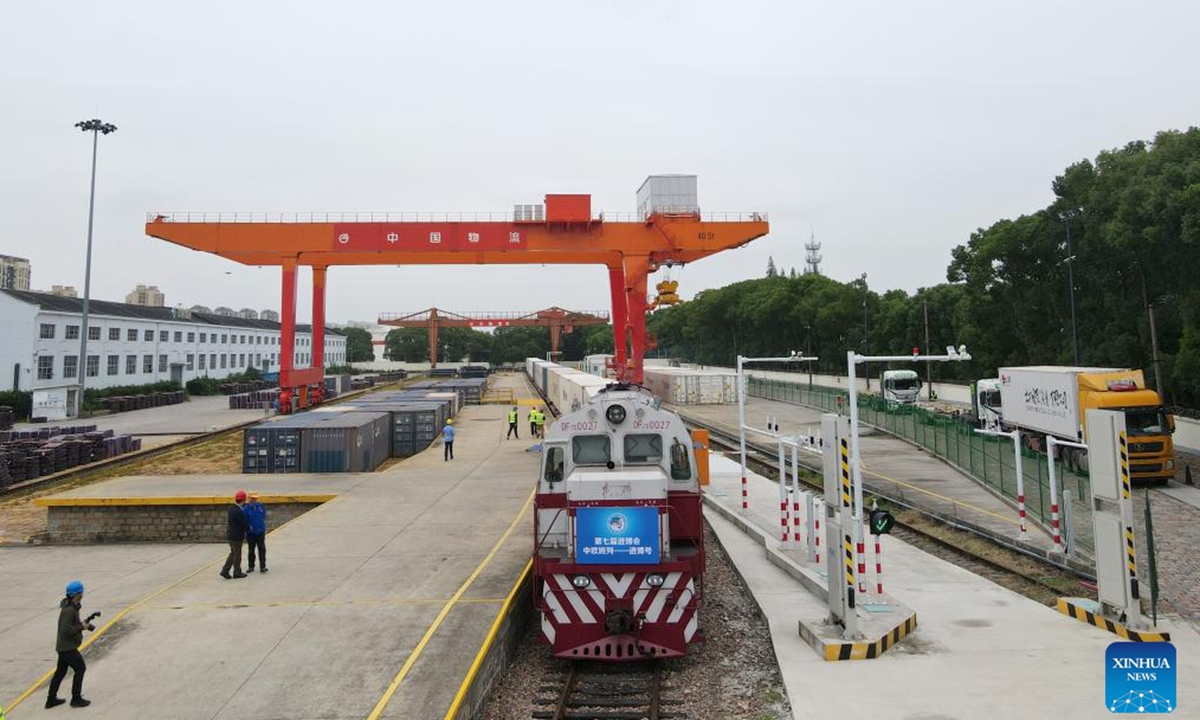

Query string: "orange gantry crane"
[145, 191, 767, 411]
[377, 307, 610, 368]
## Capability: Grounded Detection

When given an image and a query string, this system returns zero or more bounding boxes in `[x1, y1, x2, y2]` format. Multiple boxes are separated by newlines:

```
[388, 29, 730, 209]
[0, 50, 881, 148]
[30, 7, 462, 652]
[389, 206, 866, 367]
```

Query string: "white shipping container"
[998, 367, 1095, 440]
[637, 175, 699, 219]
[643, 367, 737, 405]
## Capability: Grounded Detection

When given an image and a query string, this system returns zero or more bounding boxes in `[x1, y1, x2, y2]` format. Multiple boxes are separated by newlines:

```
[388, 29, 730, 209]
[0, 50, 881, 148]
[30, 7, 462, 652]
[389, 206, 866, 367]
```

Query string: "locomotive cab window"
[624, 434, 663, 464]
[544, 445, 565, 483]
[670, 439, 692, 480]
[572, 435, 611, 465]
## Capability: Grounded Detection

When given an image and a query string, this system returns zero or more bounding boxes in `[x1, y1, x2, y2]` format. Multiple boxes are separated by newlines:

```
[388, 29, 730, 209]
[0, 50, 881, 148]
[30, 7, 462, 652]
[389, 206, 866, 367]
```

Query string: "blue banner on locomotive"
[534, 384, 705, 660]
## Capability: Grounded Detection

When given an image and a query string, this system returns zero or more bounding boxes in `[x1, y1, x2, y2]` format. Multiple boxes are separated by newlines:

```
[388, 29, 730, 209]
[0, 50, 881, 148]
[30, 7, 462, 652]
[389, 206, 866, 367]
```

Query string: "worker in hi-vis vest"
[528, 406, 539, 438]
[507, 406, 520, 439]
[534, 407, 546, 438]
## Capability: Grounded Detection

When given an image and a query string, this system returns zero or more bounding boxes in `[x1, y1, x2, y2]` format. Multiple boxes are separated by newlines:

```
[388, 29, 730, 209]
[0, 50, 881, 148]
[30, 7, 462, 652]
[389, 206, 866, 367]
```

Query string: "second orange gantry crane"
[146, 190, 768, 410]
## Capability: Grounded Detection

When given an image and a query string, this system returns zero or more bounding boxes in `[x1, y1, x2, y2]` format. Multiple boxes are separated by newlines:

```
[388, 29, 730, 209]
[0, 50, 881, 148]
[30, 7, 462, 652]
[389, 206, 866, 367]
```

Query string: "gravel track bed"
[479, 521, 792, 720]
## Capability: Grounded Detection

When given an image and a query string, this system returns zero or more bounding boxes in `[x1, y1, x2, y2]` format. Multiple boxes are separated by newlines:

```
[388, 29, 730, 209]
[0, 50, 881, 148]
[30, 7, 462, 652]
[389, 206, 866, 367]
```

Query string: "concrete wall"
[45, 502, 319, 544]
[1176, 416, 1200, 452]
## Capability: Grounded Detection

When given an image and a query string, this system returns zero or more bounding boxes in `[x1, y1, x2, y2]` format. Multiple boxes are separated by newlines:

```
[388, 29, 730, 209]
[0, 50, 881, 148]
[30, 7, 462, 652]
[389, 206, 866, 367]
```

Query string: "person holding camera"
[46, 580, 95, 708]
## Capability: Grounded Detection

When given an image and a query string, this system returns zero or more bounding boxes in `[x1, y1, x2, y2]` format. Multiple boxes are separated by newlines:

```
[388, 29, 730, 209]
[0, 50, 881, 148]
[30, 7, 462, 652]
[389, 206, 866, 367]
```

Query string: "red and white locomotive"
[534, 383, 705, 660]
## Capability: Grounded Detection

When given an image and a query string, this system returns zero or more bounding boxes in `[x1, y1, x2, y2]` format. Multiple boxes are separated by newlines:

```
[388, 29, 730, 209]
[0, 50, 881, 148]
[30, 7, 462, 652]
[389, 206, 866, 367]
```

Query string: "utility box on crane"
[544, 194, 592, 223]
[638, 175, 699, 218]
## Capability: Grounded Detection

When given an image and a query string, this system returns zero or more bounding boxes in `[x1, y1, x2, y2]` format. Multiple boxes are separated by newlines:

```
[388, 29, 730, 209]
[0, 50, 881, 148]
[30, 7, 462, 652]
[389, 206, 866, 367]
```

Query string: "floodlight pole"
[73, 118, 117, 418]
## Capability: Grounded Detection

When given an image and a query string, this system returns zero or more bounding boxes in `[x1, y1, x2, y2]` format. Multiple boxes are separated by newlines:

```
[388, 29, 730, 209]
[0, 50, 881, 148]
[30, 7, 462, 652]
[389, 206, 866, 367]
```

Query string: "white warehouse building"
[0, 289, 346, 393]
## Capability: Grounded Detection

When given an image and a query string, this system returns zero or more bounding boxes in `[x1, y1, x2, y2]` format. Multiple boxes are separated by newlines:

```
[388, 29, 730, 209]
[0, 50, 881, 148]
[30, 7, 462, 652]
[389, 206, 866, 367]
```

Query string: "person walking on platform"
[534, 407, 546, 438]
[442, 418, 455, 461]
[528, 406, 539, 438]
[507, 406, 520, 439]
[46, 580, 94, 708]
[221, 490, 249, 579]
[244, 492, 268, 573]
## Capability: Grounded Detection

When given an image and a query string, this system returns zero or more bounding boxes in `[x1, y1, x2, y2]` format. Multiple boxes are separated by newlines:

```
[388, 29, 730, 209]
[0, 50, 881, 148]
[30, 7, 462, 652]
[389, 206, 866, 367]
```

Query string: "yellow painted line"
[35, 494, 337, 507]
[442, 559, 532, 720]
[861, 466, 1021, 526]
[3, 509, 311, 713]
[140, 597, 507, 611]
[367, 488, 535, 720]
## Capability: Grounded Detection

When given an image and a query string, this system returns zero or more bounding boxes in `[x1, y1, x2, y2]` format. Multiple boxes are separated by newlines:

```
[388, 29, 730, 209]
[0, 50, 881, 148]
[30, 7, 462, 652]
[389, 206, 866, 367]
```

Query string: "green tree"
[384, 328, 428, 362]
[341, 327, 375, 362]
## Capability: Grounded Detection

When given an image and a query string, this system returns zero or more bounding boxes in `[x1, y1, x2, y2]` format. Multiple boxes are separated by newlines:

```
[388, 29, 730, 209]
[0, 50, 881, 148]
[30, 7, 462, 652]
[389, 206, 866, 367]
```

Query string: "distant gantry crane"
[377, 307, 610, 367]
[145, 180, 768, 411]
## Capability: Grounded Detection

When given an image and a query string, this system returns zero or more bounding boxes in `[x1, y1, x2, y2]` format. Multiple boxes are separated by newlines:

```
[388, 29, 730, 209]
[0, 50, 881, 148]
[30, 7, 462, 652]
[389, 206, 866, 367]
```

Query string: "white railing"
[145, 211, 769, 224]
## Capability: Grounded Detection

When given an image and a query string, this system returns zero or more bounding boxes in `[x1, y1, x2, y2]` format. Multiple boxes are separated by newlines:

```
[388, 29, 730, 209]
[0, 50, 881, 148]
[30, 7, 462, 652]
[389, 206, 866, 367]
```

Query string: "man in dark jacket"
[46, 580, 93, 708]
[221, 490, 249, 579]
[243, 492, 268, 573]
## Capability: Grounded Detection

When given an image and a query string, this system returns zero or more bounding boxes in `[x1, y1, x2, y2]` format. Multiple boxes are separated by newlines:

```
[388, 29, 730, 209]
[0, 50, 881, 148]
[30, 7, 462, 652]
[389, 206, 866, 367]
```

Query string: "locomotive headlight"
[605, 404, 627, 425]
[646, 573, 666, 587]
[571, 575, 592, 589]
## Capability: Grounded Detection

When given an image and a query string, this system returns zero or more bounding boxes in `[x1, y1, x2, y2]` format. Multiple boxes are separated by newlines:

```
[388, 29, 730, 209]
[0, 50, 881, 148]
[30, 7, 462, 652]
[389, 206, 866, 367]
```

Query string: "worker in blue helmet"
[46, 580, 94, 708]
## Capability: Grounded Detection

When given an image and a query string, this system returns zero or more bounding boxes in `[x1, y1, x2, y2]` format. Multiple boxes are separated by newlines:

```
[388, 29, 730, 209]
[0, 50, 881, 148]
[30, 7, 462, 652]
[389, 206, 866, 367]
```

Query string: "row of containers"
[241, 378, 488, 474]
[528, 357, 738, 409]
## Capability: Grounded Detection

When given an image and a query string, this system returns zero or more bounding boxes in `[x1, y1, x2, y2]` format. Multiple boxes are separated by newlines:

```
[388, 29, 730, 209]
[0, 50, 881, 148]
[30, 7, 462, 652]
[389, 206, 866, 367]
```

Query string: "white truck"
[986, 366, 1174, 484]
[881, 369, 922, 404]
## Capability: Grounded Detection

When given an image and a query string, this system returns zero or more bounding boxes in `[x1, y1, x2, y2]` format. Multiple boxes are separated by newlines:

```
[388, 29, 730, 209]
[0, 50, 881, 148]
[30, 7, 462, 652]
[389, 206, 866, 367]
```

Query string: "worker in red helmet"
[220, 490, 249, 579]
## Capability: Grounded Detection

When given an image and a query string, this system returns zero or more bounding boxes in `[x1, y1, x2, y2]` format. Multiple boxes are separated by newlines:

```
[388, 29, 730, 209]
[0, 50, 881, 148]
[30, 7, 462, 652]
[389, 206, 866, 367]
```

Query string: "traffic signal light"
[869, 508, 896, 535]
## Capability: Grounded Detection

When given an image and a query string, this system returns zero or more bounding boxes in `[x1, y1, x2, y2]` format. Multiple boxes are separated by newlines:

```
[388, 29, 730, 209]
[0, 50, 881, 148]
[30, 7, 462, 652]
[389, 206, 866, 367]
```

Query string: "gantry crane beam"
[145, 197, 767, 410]
[377, 307, 610, 368]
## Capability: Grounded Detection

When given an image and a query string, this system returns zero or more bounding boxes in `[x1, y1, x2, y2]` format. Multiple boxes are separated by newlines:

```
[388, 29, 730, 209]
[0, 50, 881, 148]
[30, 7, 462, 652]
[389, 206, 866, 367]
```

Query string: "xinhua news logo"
[1106, 642, 1176, 714]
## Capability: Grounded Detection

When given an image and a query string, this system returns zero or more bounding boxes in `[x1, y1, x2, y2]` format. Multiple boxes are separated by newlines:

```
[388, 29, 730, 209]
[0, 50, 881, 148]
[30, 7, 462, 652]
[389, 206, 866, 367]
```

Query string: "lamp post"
[1062, 212, 1080, 366]
[73, 119, 117, 418]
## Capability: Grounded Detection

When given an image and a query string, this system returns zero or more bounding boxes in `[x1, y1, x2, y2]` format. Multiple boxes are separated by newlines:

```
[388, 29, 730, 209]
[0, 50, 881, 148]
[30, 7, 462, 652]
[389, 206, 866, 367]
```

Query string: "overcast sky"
[3, 0, 1198, 325]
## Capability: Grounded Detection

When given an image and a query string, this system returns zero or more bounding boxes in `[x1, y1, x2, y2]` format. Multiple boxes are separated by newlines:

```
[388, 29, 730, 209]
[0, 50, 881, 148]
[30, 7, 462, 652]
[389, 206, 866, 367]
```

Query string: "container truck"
[881, 369, 922, 404]
[986, 366, 1174, 485]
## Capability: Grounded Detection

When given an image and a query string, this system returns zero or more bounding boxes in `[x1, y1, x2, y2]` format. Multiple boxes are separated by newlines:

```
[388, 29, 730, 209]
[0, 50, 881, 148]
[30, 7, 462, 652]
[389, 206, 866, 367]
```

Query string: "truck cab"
[974, 378, 1002, 432]
[881, 369, 922, 405]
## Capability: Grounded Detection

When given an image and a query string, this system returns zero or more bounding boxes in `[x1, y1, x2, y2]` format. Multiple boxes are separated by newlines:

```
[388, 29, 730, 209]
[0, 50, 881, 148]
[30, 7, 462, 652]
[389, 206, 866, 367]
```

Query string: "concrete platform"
[676, 398, 1055, 551]
[1, 375, 541, 720]
[14, 395, 269, 450]
[703, 454, 1200, 716]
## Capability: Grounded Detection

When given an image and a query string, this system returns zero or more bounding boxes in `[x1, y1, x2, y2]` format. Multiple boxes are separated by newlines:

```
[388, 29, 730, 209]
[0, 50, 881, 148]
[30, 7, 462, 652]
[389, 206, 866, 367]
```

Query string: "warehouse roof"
[0, 289, 343, 336]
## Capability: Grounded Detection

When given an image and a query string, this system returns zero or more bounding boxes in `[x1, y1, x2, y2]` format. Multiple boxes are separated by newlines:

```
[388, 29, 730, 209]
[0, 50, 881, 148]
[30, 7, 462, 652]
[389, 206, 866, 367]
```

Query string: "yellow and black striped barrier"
[1057, 598, 1170, 642]
[798, 612, 918, 661]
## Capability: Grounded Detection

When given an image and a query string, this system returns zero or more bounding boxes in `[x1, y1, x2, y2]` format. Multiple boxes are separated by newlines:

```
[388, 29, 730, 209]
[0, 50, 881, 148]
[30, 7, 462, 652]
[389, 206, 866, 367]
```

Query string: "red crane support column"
[624, 255, 650, 385]
[311, 266, 327, 403]
[550, 321, 564, 359]
[279, 258, 298, 413]
[608, 264, 628, 377]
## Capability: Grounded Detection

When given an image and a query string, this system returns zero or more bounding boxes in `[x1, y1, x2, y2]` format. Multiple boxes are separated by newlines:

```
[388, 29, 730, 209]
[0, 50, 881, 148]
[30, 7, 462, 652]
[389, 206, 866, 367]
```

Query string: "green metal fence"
[747, 377, 1095, 555]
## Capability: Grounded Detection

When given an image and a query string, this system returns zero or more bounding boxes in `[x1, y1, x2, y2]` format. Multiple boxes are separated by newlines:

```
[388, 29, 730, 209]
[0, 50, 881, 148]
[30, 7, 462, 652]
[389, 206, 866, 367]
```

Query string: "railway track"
[532, 661, 680, 720]
[696, 422, 1096, 605]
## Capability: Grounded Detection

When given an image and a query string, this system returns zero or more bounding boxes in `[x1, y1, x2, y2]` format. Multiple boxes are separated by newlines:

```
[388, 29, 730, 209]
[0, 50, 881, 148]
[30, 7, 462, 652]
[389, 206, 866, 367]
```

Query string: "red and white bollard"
[791, 446, 802, 548]
[778, 441, 789, 544]
[1017, 492, 1028, 540]
[874, 536, 884, 595]
[741, 475, 749, 515]
[1050, 500, 1063, 551]
[857, 534, 867, 593]
[814, 501, 822, 566]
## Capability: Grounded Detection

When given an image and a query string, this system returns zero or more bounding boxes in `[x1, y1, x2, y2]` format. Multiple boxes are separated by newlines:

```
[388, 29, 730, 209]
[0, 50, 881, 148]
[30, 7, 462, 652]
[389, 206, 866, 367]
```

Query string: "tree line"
[649, 127, 1200, 410]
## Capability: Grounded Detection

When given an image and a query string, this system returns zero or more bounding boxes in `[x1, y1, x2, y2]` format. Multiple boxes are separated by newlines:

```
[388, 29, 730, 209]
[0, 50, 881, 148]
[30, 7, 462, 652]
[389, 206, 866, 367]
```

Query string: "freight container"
[301, 411, 391, 473]
[636, 174, 699, 219]
[643, 367, 737, 405]
[242, 415, 318, 474]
